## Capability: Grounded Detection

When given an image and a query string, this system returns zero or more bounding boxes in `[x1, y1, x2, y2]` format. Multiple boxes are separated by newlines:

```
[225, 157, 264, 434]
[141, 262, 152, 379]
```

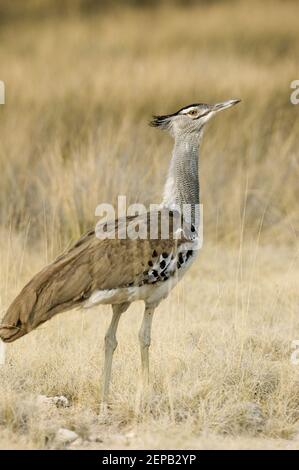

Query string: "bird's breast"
[84, 241, 198, 308]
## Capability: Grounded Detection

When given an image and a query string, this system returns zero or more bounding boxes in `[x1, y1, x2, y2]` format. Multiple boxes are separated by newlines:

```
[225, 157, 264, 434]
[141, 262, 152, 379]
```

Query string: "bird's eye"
[188, 109, 198, 117]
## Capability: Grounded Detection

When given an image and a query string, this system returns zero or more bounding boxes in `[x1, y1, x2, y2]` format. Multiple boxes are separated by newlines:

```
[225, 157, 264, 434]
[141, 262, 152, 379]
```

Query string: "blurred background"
[0, 0, 298, 256]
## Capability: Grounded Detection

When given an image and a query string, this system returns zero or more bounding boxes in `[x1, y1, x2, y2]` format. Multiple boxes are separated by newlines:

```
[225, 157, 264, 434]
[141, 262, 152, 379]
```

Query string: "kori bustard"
[0, 99, 240, 405]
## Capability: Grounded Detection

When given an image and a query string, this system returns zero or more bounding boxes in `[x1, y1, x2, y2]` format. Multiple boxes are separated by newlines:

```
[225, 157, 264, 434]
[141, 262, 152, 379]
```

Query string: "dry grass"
[0, 0, 299, 449]
[1, 235, 299, 449]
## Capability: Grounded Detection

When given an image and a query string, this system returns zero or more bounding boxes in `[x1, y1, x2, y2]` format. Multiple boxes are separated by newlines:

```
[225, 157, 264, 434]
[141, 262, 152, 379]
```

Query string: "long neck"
[162, 131, 202, 226]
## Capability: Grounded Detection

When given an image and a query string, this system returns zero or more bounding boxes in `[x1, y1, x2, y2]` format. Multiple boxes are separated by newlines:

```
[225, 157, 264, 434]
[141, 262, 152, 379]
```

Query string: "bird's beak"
[212, 99, 241, 113]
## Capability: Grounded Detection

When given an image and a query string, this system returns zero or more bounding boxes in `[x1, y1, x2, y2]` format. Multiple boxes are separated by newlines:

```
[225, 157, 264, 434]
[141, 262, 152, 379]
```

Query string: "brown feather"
[0, 210, 192, 342]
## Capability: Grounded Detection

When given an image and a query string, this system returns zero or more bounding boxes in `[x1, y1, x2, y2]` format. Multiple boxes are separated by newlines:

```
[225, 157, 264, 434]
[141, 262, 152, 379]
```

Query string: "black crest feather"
[149, 114, 173, 129]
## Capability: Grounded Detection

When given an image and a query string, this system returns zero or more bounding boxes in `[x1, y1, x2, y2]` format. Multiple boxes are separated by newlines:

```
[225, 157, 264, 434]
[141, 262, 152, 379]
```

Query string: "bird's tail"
[0, 283, 38, 343]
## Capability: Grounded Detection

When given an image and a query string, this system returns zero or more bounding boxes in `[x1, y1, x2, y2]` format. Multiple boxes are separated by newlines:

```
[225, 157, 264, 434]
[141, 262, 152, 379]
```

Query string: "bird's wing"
[0, 209, 194, 340]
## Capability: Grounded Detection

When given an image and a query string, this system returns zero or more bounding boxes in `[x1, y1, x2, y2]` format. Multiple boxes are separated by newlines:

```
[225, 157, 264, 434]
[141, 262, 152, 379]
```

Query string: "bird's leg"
[138, 305, 155, 385]
[101, 302, 129, 410]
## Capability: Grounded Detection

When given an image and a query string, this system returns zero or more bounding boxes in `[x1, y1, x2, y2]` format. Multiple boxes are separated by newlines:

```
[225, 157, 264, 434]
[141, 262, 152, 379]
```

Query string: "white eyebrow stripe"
[181, 107, 197, 114]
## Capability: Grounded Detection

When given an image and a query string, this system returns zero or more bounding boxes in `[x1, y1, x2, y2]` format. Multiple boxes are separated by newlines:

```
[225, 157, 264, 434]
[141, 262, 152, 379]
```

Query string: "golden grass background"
[0, 0, 299, 449]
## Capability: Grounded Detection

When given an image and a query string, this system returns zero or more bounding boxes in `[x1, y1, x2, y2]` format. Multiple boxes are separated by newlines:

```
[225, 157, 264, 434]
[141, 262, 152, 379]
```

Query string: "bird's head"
[150, 99, 241, 138]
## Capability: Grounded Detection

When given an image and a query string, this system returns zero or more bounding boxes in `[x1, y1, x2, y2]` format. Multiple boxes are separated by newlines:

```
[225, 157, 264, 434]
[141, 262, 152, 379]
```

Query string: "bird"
[0, 99, 240, 407]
